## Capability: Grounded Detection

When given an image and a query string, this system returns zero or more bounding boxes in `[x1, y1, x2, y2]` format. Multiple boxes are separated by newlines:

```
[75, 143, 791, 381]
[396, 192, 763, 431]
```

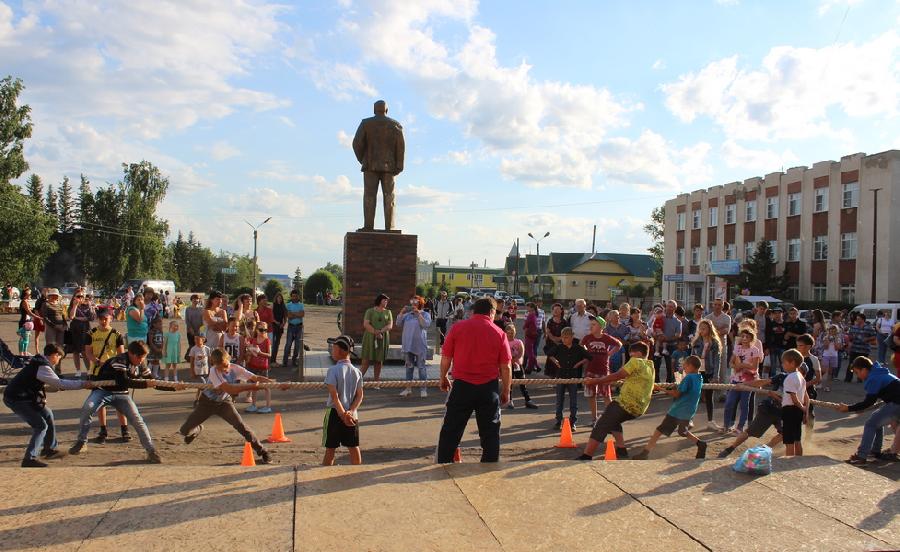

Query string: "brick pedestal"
[342, 231, 417, 343]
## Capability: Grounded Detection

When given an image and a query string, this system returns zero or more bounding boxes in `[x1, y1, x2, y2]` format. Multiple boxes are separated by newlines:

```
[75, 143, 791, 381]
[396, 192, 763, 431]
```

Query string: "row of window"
[676, 182, 860, 230]
[674, 283, 855, 306]
[675, 232, 858, 266]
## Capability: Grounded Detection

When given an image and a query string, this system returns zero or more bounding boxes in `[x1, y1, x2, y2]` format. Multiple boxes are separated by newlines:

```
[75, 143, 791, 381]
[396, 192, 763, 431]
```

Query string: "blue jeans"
[877, 334, 889, 363]
[555, 384, 578, 424]
[724, 389, 751, 430]
[857, 402, 900, 457]
[405, 352, 427, 381]
[768, 348, 783, 375]
[283, 324, 303, 363]
[76, 389, 155, 452]
[4, 399, 56, 459]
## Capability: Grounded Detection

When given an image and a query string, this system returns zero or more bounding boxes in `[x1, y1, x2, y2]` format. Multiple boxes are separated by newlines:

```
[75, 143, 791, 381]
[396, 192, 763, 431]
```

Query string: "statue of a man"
[352, 100, 405, 231]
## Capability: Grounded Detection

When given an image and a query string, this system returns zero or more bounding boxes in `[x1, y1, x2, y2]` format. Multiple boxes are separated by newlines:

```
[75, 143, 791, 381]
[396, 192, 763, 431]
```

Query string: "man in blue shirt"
[634, 354, 706, 459]
[283, 289, 305, 367]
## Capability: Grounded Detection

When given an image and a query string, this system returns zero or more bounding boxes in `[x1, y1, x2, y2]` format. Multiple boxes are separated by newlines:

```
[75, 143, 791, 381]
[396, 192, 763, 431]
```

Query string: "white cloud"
[309, 62, 378, 100]
[313, 174, 363, 202]
[337, 130, 353, 147]
[434, 150, 471, 164]
[715, 0, 739, 5]
[817, 0, 863, 15]
[662, 31, 900, 141]
[278, 116, 296, 128]
[209, 141, 241, 161]
[652, 59, 666, 70]
[598, 130, 712, 192]
[400, 184, 462, 206]
[720, 140, 799, 172]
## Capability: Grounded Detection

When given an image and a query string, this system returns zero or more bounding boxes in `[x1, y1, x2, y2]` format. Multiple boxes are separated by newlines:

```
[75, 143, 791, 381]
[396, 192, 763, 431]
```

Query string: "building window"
[586, 280, 597, 294]
[768, 240, 778, 262]
[691, 247, 700, 266]
[840, 284, 855, 304]
[677, 212, 686, 231]
[744, 242, 755, 261]
[676, 248, 685, 267]
[706, 283, 716, 305]
[788, 192, 801, 216]
[725, 204, 736, 224]
[709, 206, 718, 227]
[745, 201, 757, 222]
[787, 238, 801, 262]
[842, 181, 859, 208]
[448, 272, 455, 280]
[841, 232, 857, 260]
[813, 236, 828, 261]
[692, 210, 701, 229]
[786, 286, 800, 301]
[725, 244, 736, 260]
[675, 282, 685, 304]
[708, 245, 717, 263]
[766, 197, 779, 219]
[812, 284, 827, 302]
[814, 188, 828, 212]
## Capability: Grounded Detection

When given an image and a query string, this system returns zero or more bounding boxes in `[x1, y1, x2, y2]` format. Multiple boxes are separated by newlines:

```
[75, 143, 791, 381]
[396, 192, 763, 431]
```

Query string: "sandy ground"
[0, 305, 897, 479]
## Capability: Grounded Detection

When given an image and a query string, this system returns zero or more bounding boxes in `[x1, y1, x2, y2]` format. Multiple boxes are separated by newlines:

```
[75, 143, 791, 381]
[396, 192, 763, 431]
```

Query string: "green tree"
[0, 76, 32, 185]
[320, 261, 343, 283]
[292, 267, 303, 291]
[643, 205, 664, 289]
[0, 184, 57, 284]
[45, 184, 57, 220]
[738, 241, 791, 297]
[57, 175, 76, 233]
[303, 270, 341, 303]
[77, 174, 92, 223]
[25, 173, 43, 208]
[264, 279, 284, 301]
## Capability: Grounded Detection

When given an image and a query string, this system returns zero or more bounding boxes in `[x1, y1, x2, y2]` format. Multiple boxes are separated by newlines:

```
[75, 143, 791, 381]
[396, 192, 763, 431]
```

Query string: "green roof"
[594, 253, 659, 278]
[549, 253, 592, 274]
[524, 254, 550, 274]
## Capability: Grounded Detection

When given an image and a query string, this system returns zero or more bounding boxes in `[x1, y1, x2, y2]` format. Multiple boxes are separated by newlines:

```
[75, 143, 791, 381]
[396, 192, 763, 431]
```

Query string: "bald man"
[352, 100, 405, 230]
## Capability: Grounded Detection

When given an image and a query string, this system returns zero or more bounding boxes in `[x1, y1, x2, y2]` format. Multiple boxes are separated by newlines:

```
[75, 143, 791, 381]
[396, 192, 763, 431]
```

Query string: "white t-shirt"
[221, 332, 241, 361]
[782, 371, 807, 408]
[189, 344, 210, 376]
[879, 317, 896, 335]
[569, 312, 592, 341]
[204, 363, 254, 402]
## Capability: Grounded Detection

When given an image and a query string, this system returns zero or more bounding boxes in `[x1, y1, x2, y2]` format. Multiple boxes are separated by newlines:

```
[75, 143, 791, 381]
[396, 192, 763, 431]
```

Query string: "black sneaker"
[696, 441, 708, 459]
[92, 429, 108, 444]
[69, 441, 87, 455]
[846, 454, 867, 466]
[615, 447, 629, 459]
[553, 421, 562, 431]
[259, 450, 273, 465]
[22, 457, 48, 468]
[576, 453, 592, 461]
[146, 450, 163, 464]
[525, 401, 539, 409]
[632, 449, 650, 460]
[40, 448, 66, 460]
[717, 446, 735, 459]
[121, 428, 133, 442]
[184, 424, 203, 445]
[876, 452, 899, 462]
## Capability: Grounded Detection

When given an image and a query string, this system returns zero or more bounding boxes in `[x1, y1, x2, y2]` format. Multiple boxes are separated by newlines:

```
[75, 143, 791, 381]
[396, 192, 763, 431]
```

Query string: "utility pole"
[871, 188, 881, 302]
[528, 231, 550, 300]
[245, 217, 272, 305]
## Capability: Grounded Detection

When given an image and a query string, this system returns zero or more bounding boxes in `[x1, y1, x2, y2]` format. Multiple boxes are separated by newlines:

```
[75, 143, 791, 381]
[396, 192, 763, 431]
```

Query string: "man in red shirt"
[437, 297, 512, 463]
[256, 294, 275, 341]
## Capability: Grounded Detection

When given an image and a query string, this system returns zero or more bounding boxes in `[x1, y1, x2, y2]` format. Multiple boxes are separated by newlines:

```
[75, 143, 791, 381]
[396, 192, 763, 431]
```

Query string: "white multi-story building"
[662, 150, 900, 306]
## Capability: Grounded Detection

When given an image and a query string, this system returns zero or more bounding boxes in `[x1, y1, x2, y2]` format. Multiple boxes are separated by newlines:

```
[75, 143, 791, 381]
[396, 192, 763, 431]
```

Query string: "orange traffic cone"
[265, 413, 292, 443]
[240, 442, 256, 467]
[554, 419, 576, 448]
[453, 447, 462, 463]
[604, 439, 617, 461]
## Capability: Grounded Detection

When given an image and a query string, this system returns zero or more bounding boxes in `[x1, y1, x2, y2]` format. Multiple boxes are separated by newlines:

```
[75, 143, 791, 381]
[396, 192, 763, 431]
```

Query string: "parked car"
[508, 294, 525, 306]
[852, 303, 900, 325]
[798, 310, 831, 324]
[115, 279, 176, 300]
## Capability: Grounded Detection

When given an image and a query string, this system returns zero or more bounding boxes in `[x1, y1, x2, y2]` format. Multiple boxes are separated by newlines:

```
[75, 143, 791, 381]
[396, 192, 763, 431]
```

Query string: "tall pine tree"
[57, 175, 75, 233]
[45, 184, 57, 220]
[738, 241, 791, 297]
[25, 173, 43, 208]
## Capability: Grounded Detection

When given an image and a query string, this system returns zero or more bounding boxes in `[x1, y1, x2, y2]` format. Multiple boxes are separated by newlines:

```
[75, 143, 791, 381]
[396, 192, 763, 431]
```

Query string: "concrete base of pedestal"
[342, 231, 417, 344]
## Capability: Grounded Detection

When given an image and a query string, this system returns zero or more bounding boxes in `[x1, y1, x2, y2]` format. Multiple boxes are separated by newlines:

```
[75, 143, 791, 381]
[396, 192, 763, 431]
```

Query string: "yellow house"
[432, 265, 503, 292]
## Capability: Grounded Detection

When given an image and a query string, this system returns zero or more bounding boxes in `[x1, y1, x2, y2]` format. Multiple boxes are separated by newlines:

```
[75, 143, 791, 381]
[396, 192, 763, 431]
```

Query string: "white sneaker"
[399, 388, 411, 397]
[420, 388, 428, 398]
[707, 421, 723, 431]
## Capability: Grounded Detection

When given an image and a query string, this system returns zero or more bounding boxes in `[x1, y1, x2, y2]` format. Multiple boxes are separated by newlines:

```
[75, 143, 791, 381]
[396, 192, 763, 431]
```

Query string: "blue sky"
[3, 0, 898, 277]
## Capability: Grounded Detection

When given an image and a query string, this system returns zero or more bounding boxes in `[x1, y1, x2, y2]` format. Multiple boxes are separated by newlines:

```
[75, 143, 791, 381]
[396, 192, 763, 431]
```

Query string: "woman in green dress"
[361, 294, 393, 381]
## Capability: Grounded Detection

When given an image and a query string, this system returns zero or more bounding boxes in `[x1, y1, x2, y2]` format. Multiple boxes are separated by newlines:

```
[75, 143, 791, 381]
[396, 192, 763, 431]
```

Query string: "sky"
[2, 0, 899, 277]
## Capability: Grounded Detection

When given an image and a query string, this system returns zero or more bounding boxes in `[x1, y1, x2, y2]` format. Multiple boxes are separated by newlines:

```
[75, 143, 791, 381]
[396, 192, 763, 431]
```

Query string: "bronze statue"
[352, 100, 405, 231]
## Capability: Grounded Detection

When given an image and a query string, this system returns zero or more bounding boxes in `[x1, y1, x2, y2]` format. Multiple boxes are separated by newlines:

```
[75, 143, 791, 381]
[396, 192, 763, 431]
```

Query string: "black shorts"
[656, 414, 691, 436]
[322, 407, 359, 449]
[781, 405, 803, 444]
[747, 402, 782, 438]
[589, 401, 637, 442]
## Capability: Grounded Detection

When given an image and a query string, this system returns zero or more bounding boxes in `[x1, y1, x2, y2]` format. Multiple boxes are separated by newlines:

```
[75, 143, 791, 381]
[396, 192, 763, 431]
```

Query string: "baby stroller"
[0, 337, 30, 385]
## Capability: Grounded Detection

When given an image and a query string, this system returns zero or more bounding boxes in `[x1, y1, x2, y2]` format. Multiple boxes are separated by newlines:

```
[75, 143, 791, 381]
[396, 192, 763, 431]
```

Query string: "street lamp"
[469, 261, 478, 294]
[245, 217, 272, 305]
[528, 231, 550, 300]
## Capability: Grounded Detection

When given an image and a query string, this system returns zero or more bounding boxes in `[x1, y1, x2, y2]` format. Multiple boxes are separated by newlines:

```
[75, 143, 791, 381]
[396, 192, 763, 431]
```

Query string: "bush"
[304, 270, 341, 304]
[264, 279, 285, 301]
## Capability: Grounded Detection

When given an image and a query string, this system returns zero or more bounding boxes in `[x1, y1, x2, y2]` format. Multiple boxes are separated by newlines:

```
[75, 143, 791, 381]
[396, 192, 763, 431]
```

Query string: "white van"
[851, 303, 900, 325]
[116, 279, 176, 300]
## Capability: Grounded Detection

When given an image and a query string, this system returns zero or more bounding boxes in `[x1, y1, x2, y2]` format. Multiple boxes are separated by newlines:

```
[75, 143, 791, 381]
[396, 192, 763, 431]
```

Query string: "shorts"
[781, 405, 804, 444]
[656, 414, 691, 437]
[820, 356, 838, 371]
[322, 407, 359, 449]
[589, 401, 637, 442]
[747, 402, 782, 438]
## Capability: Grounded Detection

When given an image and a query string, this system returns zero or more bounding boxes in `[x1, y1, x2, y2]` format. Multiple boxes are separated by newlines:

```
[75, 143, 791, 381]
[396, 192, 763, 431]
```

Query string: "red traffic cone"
[604, 439, 617, 461]
[265, 413, 292, 443]
[554, 419, 576, 448]
[453, 447, 462, 463]
[240, 442, 256, 467]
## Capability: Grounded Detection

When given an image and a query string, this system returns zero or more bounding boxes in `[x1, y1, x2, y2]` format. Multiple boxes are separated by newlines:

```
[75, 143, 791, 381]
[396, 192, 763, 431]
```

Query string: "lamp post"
[469, 261, 478, 294]
[245, 217, 272, 305]
[871, 188, 881, 302]
[528, 231, 550, 300]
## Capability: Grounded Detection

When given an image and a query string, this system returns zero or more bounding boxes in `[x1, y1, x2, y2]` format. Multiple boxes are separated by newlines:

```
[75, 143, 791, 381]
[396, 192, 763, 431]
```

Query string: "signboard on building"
[715, 279, 728, 301]
[663, 274, 684, 282]
[709, 260, 741, 276]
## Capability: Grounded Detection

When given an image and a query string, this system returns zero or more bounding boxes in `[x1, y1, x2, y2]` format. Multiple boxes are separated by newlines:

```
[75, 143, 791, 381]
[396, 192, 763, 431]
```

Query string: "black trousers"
[436, 319, 448, 345]
[437, 379, 501, 463]
[654, 352, 675, 383]
[179, 395, 266, 454]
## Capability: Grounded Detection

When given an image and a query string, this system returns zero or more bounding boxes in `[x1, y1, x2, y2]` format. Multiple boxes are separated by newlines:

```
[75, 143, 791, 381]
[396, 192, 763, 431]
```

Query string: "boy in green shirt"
[578, 342, 655, 459]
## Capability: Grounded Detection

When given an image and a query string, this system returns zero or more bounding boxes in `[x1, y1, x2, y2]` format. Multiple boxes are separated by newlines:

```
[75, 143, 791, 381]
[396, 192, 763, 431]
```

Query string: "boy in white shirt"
[323, 335, 364, 466]
[188, 334, 210, 405]
[780, 349, 809, 457]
